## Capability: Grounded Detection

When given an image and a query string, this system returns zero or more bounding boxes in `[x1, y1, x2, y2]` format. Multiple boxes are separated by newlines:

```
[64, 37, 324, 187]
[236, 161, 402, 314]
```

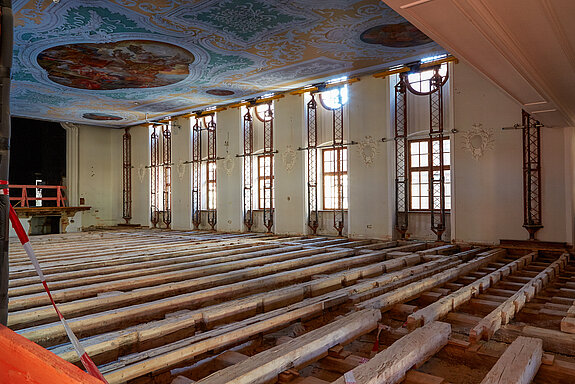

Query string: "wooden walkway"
[6, 229, 575, 384]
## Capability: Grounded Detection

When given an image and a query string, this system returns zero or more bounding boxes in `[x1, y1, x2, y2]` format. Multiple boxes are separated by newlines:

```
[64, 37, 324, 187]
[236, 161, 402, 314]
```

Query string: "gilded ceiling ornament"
[223, 154, 235, 175]
[282, 145, 297, 174]
[358, 135, 378, 166]
[461, 123, 495, 160]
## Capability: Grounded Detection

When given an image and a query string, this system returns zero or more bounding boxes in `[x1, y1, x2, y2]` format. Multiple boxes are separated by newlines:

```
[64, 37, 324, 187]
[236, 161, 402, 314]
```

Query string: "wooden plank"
[107, 309, 381, 384]
[479, 336, 542, 384]
[357, 249, 505, 311]
[331, 321, 451, 384]
[407, 252, 536, 329]
[404, 370, 445, 384]
[470, 254, 568, 343]
[20, 252, 422, 347]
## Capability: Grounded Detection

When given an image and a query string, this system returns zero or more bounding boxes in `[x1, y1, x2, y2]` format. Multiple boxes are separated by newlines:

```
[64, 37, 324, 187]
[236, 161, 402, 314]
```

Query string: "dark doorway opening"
[9, 118, 66, 207]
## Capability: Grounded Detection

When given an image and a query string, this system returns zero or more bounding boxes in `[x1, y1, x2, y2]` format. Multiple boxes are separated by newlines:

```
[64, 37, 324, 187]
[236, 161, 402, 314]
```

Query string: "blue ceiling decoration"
[11, 0, 446, 127]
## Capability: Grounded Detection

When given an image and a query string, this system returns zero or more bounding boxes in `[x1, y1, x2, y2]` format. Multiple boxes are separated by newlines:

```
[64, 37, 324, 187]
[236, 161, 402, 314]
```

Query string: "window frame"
[257, 154, 274, 210]
[206, 160, 216, 211]
[322, 147, 348, 211]
[408, 137, 451, 212]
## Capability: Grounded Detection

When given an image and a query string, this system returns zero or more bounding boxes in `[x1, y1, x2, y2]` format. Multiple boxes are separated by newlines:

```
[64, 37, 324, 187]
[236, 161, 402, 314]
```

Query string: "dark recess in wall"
[9, 117, 66, 186]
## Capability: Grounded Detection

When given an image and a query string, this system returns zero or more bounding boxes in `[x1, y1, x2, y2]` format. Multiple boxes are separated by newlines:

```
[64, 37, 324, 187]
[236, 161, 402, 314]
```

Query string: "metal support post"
[522, 110, 543, 240]
[332, 101, 345, 237]
[206, 115, 217, 230]
[122, 127, 132, 224]
[162, 124, 172, 229]
[394, 74, 409, 239]
[243, 108, 254, 231]
[429, 71, 446, 241]
[150, 125, 160, 228]
[262, 102, 274, 233]
[307, 95, 319, 234]
[191, 119, 202, 229]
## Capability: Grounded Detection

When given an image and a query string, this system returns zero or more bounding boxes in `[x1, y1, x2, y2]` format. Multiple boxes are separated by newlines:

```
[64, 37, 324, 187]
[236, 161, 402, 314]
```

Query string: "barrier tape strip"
[8, 204, 108, 383]
[0, 180, 8, 195]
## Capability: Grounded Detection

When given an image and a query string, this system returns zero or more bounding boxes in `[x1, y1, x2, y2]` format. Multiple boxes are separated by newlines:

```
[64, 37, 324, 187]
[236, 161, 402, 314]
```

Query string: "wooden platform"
[5, 229, 575, 384]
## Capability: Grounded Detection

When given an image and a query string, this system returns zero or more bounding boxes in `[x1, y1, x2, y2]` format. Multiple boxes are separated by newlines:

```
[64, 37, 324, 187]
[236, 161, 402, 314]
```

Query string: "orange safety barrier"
[0, 324, 104, 384]
[8, 185, 67, 207]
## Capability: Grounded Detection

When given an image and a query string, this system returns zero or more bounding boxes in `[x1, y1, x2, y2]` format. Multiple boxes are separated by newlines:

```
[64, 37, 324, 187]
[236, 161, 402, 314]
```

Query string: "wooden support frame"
[357, 249, 505, 311]
[407, 251, 537, 329]
[331, 321, 451, 384]
[470, 253, 568, 343]
[196, 309, 381, 384]
[479, 336, 542, 384]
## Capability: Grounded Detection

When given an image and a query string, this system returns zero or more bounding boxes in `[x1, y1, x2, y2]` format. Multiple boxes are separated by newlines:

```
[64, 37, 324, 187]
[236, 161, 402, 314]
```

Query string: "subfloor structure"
[5, 229, 575, 384]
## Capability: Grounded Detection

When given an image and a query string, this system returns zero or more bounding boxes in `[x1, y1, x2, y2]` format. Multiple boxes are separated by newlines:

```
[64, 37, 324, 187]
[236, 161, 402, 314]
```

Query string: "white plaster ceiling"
[383, 0, 575, 127]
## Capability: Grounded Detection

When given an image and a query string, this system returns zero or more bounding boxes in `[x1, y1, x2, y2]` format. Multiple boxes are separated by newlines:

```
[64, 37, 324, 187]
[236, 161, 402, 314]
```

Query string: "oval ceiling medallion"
[206, 89, 235, 96]
[83, 113, 124, 121]
[38, 40, 194, 90]
[360, 23, 432, 48]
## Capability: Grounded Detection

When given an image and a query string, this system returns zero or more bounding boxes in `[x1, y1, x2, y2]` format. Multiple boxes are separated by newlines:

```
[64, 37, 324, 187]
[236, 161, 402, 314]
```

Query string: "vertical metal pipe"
[0, 1, 13, 326]
[522, 110, 543, 239]
[262, 102, 274, 233]
[122, 127, 132, 224]
[429, 70, 446, 241]
[307, 95, 319, 234]
[243, 108, 254, 231]
[394, 74, 409, 239]
[191, 118, 202, 229]
[162, 124, 172, 229]
[207, 115, 217, 230]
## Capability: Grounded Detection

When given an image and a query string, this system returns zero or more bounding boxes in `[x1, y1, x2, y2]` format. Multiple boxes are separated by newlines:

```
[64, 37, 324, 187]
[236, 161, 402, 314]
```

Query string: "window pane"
[411, 154, 420, 168]
[421, 196, 429, 210]
[411, 142, 420, 155]
[419, 153, 428, 167]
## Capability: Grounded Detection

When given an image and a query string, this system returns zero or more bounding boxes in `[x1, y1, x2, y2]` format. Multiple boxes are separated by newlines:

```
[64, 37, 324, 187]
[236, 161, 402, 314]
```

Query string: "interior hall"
[1, 1, 575, 384]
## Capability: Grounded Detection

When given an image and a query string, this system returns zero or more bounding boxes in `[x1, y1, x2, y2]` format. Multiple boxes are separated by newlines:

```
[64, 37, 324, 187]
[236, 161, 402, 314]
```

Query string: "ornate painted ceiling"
[11, 0, 445, 127]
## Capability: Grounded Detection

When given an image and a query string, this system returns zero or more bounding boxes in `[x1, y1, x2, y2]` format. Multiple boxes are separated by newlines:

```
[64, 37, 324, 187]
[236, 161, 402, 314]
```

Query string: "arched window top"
[319, 84, 348, 110]
[406, 63, 448, 95]
[255, 103, 273, 122]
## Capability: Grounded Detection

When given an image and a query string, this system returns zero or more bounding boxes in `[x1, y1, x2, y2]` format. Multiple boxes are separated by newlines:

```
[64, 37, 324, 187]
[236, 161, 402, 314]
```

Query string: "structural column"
[522, 110, 543, 240]
[0, 0, 13, 326]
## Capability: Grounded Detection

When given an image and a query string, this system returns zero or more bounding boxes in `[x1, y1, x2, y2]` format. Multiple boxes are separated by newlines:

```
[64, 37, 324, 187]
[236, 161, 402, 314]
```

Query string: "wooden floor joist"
[5, 229, 574, 384]
[407, 251, 537, 329]
[480, 336, 542, 384]
[195, 309, 381, 384]
[470, 253, 568, 343]
[331, 321, 451, 384]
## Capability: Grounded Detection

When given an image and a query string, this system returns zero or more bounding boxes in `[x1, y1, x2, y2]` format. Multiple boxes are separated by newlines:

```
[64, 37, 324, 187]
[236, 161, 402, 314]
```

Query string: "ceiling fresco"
[11, 0, 446, 127]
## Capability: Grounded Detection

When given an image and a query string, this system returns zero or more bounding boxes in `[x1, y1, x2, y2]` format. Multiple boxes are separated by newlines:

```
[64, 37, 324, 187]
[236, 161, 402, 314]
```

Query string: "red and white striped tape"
[8, 204, 108, 383]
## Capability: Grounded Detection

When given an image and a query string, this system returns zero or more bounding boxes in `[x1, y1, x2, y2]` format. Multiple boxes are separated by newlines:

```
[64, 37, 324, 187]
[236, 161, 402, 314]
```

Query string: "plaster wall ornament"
[137, 163, 146, 183]
[461, 123, 495, 160]
[223, 154, 235, 175]
[357, 135, 378, 166]
[282, 145, 297, 174]
[176, 159, 186, 180]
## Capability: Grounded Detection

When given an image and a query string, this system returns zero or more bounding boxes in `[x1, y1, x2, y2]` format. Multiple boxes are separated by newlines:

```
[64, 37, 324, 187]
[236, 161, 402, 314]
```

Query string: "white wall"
[451, 62, 572, 244]
[67, 62, 574, 245]
[76, 124, 122, 228]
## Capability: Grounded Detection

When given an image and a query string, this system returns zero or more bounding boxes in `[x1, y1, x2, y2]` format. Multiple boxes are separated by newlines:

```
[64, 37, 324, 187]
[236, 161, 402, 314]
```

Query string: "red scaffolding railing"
[9, 185, 67, 208]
